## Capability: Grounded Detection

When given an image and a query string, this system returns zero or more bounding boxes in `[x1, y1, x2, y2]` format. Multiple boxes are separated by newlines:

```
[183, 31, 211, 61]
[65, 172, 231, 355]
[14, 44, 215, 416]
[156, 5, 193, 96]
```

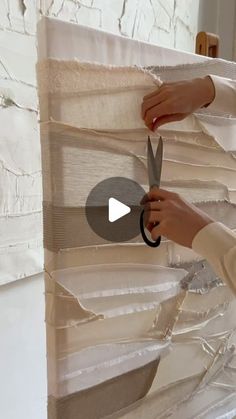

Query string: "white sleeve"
[192, 222, 236, 294]
[208, 74, 236, 116]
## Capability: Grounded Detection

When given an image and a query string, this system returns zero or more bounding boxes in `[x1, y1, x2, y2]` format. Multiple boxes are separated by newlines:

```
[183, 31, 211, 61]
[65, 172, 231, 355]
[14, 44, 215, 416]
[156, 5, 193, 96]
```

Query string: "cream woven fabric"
[37, 59, 236, 419]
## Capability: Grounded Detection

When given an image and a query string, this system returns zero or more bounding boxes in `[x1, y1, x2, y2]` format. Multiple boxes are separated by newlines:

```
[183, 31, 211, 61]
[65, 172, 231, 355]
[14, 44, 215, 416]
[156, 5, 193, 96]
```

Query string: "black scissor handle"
[140, 209, 161, 248]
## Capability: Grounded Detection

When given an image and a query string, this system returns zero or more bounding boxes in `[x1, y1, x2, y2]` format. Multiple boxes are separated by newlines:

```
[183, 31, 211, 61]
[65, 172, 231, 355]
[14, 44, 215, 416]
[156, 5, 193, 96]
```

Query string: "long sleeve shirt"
[192, 75, 236, 294]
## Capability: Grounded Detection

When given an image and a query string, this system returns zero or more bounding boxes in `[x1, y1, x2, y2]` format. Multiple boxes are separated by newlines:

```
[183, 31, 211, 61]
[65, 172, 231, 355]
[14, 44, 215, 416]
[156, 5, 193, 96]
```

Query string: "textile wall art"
[37, 18, 236, 419]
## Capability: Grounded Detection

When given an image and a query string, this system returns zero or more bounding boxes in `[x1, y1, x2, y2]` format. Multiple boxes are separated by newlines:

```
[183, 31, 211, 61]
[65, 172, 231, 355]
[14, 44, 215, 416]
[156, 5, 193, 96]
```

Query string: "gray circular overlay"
[85, 177, 146, 243]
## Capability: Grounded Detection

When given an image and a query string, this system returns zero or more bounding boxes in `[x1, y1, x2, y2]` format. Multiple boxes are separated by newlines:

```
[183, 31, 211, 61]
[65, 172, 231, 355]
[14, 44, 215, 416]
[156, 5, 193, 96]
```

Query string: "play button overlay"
[86, 177, 145, 242]
[108, 198, 131, 222]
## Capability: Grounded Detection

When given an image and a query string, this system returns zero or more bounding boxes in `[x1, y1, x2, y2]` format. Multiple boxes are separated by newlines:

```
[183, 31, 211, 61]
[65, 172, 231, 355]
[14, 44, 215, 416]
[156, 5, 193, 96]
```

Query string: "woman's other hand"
[142, 76, 215, 131]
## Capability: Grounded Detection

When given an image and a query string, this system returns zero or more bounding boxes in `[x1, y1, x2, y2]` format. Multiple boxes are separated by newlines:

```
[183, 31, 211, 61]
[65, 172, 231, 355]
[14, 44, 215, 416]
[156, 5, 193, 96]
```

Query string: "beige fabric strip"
[48, 358, 159, 419]
[43, 201, 236, 252]
[40, 123, 234, 207]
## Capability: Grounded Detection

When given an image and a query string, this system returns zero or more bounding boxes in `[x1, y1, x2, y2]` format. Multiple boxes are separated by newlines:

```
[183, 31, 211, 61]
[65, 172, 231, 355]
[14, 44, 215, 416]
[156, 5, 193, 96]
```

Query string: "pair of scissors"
[140, 136, 163, 248]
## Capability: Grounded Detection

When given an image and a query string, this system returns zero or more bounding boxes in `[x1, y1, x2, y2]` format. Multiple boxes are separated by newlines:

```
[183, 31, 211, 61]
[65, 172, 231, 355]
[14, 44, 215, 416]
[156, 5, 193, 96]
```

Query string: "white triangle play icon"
[108, 198, 131, 223]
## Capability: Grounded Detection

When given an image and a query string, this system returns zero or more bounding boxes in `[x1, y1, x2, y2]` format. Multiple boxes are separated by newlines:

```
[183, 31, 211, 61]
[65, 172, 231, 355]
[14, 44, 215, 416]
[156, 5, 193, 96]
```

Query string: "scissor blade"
[148, 136, 163, 188]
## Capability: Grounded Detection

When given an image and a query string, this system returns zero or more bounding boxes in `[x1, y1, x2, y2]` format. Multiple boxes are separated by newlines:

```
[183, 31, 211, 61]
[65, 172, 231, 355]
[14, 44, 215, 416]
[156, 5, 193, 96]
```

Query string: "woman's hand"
[141, 188, 214, 248]
[142, 76, 215, 131]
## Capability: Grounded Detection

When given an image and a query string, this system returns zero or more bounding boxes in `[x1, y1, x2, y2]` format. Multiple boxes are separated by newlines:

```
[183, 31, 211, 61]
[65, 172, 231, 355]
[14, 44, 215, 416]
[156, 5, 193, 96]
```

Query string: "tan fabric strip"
[43, 201, 236, 252]
[43, 203, 143, 251]
[48, 358, 159, 419]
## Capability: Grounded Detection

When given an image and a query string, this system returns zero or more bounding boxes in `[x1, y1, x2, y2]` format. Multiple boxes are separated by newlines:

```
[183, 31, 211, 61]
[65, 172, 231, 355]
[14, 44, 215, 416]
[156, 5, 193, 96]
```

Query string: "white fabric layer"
[37, 17, 236, 419]
[192, 222, 236, 294]
[38, 58, 236, 151]
[37, 17, 209, 66]
[57, 342, 168, 398]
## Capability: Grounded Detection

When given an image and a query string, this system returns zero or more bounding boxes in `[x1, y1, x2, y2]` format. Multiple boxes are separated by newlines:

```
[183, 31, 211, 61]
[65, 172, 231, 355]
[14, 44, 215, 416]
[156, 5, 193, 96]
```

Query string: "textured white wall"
[0, 1, 200, 418]
[40, 0, 200, 52]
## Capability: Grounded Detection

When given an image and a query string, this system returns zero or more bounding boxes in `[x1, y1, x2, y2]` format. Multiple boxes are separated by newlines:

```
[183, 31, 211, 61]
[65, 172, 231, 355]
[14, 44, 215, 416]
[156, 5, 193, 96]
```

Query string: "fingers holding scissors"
[142, 202, 173, 243]
[142, 201, 165, 242]
[148, 224, 163, 242]
[141, 187, 213, 248]
[140, 188, 174, 244]
[140, 187, 175, 205]
[143, 201, 164, 221]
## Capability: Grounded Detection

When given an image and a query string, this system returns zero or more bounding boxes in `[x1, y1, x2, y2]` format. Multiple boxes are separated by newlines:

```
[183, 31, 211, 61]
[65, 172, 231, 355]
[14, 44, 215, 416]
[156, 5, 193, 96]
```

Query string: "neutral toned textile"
[48, 358, 159, 419]
[190, 75, 236, 294]
[192, 222, 236, 294]
[37, 20, 236, 419]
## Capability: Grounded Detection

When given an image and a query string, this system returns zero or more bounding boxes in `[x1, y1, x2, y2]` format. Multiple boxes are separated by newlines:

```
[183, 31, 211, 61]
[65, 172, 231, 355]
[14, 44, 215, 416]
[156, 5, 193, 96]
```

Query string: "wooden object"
[196, 31, 220, 58]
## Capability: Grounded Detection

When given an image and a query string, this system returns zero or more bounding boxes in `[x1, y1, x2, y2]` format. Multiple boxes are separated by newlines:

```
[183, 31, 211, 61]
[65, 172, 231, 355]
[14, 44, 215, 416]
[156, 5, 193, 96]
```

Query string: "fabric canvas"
[37, 25, 236, 419]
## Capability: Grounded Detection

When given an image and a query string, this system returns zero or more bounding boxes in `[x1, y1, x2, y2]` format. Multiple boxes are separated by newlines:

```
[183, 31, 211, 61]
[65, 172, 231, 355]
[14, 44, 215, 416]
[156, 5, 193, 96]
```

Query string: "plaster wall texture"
[0, 1, 200, 418]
